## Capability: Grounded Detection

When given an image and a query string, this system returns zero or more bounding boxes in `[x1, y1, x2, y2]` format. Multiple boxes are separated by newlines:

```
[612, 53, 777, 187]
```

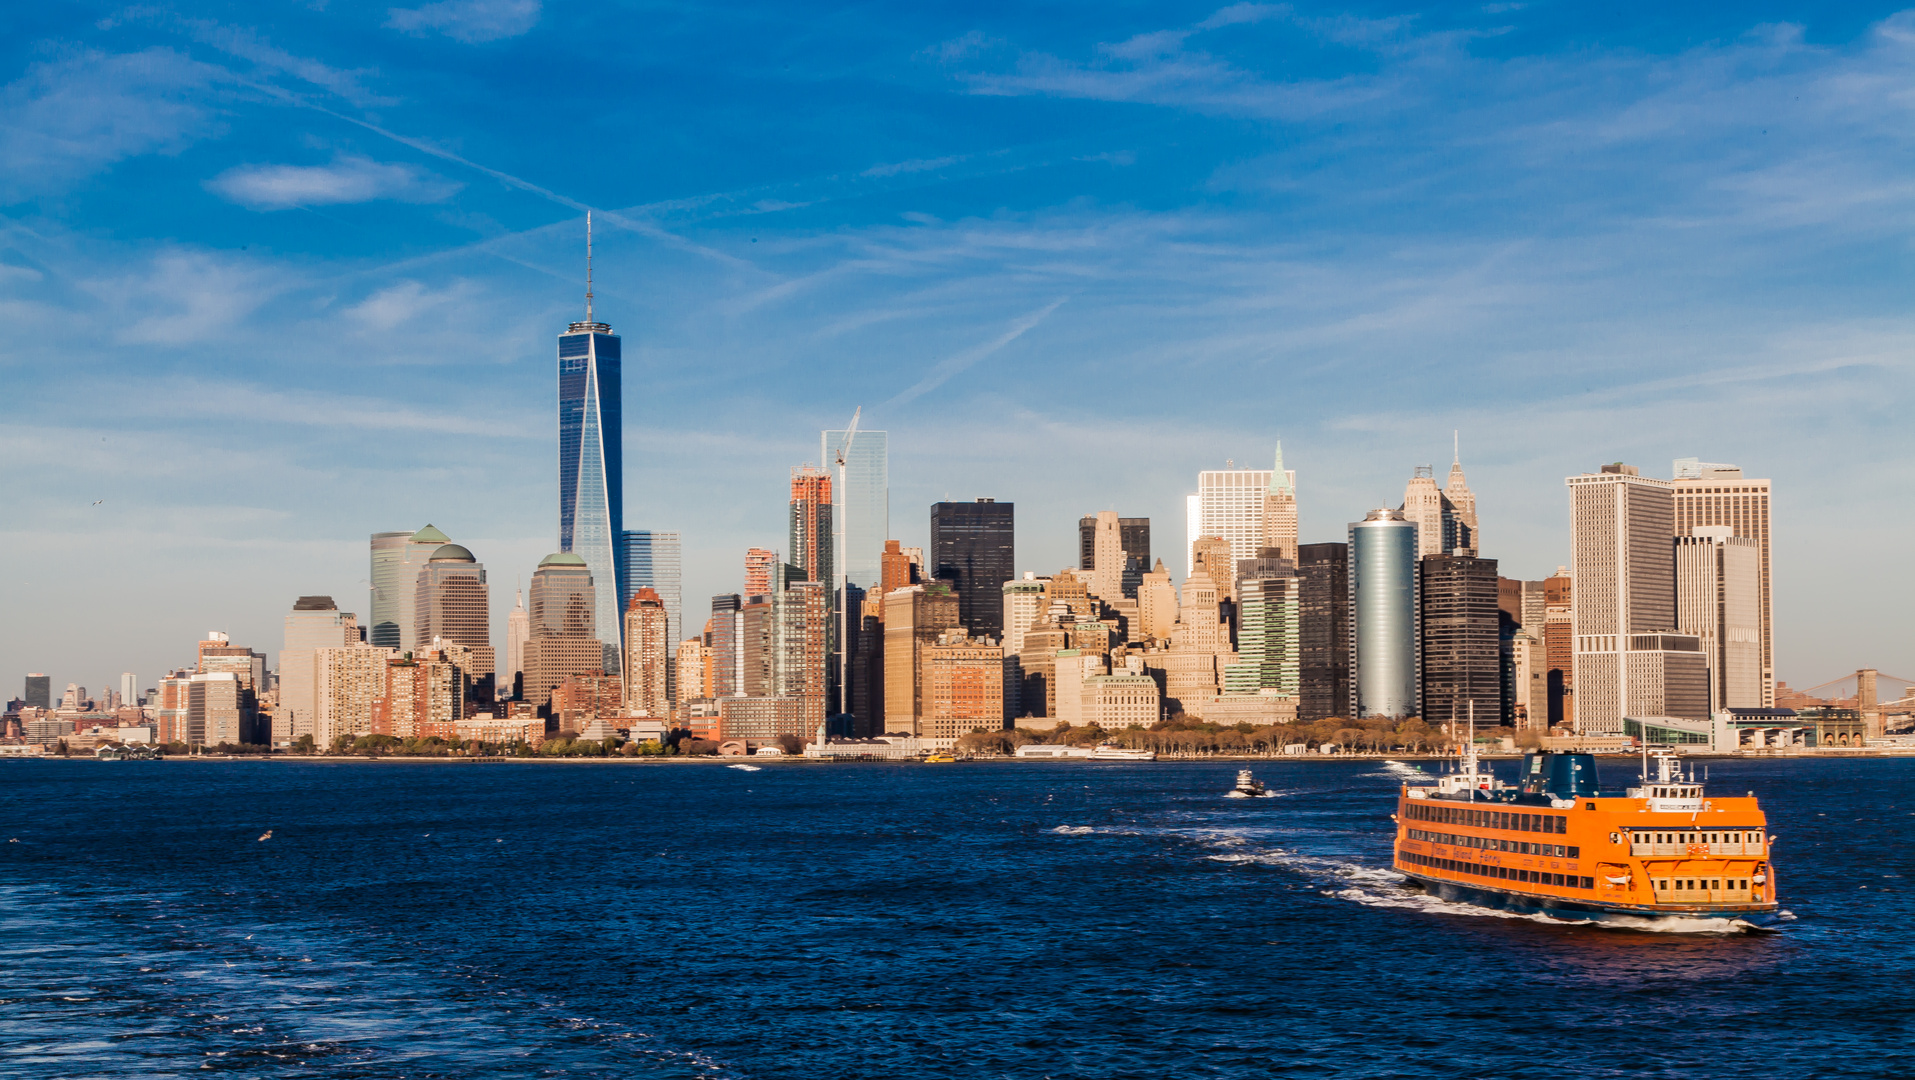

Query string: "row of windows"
[1401, 850, 1594, 890]
[1633, 830, 1762, 846]
[1407, 829, 1579, 859]
[1655, 878, 1750, 893]
[1404, 802, 1568, 834]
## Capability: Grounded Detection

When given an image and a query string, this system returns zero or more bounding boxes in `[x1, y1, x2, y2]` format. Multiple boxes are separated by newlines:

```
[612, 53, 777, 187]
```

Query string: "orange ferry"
[1393, 749, 1780, 928]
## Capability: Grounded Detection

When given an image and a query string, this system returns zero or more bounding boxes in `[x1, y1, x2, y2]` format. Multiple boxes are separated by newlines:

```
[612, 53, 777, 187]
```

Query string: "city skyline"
[3, 5, 1910, 688]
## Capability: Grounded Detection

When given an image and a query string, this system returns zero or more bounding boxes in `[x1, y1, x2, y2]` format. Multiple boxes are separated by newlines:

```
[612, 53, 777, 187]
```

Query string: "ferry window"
[1568, 847, 1580, 858]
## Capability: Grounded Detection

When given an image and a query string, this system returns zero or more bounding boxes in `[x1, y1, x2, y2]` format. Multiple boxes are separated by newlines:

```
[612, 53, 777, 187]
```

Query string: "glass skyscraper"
[621, 529, 682, 661]
[559, 317, 624, 675]
[1348, 509, 1420, 719]
[821, 428, 888, 590]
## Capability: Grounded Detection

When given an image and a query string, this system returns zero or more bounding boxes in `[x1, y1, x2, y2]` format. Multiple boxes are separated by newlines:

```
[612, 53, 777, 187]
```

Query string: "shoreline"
[21, 749, 1915, 764]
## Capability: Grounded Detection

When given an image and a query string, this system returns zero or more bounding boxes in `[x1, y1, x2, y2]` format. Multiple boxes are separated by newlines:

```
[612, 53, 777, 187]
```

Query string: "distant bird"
[91, 499, 103, 506]
[258, 829, 273, 842]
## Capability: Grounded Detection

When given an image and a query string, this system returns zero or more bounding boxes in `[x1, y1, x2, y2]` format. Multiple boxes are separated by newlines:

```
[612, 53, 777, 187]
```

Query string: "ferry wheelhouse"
[1393, 748, 1779, 927]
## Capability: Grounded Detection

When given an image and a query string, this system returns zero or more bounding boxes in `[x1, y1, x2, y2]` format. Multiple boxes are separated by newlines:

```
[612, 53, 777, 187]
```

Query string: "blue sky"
[2, 1, 1910, 695]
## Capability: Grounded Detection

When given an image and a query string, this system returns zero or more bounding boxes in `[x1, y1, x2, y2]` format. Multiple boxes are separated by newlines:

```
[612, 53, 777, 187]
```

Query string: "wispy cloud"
[862, 154, 968, 178]
[386, 0, 543, 44]
[207, 156, 461, 210]
[885, 298, 1068, 408]
[0, 48, 227, 199]
[83, 251, 285, 346]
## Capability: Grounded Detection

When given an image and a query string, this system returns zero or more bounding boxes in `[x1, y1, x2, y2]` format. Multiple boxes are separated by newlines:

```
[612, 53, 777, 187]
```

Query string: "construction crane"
[833, 407, 861, 728]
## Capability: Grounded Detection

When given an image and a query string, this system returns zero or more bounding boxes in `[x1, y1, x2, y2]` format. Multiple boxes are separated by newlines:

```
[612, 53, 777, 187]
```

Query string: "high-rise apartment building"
[1566, 463, 1696, 733]
[414, 543, 494, 697]
[622, 588, 671, 717]
[1349, 509, 1419, 719]
[1671, 457, 1774, 706]
[1297, 542, 1350, 721]
[369, 526, 450, 650]
[315, 644, 393, 746]
[930, 499, 1014, 639]
[1419, 553, 1502, 729]
[741, 592, 776, 696]
[744, 549, 776, 598]
[24, 674, 49, 711]
[883, 584, 961, 735]
[280, 596, 360, 744]
[557, 265, 625, 675]
[523, 553, 605, 709]
[822, 427, 889, 591]
[789, 466, 833, 585]
[777, 579, 830, 733]
[620, 531, 682, 692]
[1676, 526, 1762, 712]
[1187, 450, 1295, 591]
[675, 637, 708, 706]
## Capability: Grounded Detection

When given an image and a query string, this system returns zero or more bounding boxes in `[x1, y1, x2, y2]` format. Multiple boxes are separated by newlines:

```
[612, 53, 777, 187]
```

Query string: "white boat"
[727, 763, 762, 772]
[1226, 769, 1267, 798]
[1088, 744, 1156, 762]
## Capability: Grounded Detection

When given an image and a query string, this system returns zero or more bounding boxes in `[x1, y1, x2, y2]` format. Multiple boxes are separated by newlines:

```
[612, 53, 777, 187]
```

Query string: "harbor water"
[3, 756, 1912, 1078]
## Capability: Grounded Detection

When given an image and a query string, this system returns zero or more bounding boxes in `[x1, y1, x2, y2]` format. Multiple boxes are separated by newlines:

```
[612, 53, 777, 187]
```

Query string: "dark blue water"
[3, 756, 1913, 1078]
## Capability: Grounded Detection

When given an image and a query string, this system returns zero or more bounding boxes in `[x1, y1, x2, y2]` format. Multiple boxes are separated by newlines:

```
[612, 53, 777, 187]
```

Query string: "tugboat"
[1392, 745, 1780, 928]
[1227, 769, 1267, 798]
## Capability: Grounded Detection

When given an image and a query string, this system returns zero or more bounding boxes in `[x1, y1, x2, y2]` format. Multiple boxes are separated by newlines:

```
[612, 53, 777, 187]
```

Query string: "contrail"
[885, 298, 1068, 408]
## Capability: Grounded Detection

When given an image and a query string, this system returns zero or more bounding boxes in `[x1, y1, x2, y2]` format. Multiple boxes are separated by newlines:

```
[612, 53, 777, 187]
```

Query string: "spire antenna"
[1453, 429, 1459, 465]
[585, 211, 594, 325]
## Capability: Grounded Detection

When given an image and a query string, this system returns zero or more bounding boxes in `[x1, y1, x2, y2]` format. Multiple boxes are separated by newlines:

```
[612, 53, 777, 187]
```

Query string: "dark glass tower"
[1419, 552, 1503, 729]
[1297, 542, 1350, 721]
[931, 498, 1015, 640]
[557, 224, 624, 675]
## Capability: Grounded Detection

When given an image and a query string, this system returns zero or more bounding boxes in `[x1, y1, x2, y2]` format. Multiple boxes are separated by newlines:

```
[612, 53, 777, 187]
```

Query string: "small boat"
[1226, 769, 1267, 798]
[1088, 744, 1156, 762]
[923, 753, 956, 763]
[727, 763, 762, 772]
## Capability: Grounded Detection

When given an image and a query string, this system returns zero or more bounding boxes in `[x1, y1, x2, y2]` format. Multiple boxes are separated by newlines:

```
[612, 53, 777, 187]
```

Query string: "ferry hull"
[1403, 872, 1783, 929]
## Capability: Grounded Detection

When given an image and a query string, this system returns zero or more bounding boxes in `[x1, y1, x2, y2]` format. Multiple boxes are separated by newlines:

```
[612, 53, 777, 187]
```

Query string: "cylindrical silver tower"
[1348, 509, 1419, 719]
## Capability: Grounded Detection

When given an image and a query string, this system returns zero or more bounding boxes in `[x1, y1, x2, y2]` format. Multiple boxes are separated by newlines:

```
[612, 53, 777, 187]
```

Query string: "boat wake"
[1222, 790, 1280, 799]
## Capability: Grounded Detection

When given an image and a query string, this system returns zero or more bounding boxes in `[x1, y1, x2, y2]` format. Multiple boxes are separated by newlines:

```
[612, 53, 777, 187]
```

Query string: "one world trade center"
[558, 215, 624, 674]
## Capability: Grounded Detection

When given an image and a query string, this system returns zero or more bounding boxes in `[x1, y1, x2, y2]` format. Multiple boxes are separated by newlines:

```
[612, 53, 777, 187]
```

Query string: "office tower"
[523, 553, 605, 708]
[369, 526, 450, 650]
[198, 632, 266, 695]
[505, 590, 530, 701]
[188, 672, 261, 747]
[1401, 468, 1453, 559]
[709, 595, 743, 696]
[1419, 553, 1501, 729]
[1567, 463, 1697, 732]
[621, 530, 682, 694]
[1445, 443, 1479, 554]
[1671, 457, 1774, 706]
[1225, 568, 1302, 698]
[930, 499, 1015, 639]
[1136, 560, 1177, 642]
[1084, 511, 1124, 601]
[924, 630, 1005, 740]
[1001, 574, 1051, 657]
[414, 543, 495, 698]
[1188, 450, 1294, 586]
[1349, 509, 1419, 719]
[675, 637, 708, 706]
[120, 673, 135, 707]
[1079, 514, 1150, 596]
[1510, 631, 1545, 730]
[557, 238, 625, 675]
[1297, 543, 1350, 722]
[823, 427, 889, 590]
[1676, 527, 1762, 712]
[1157, 564, 1229, 718]
[315, 644, 394, 746]
[280, 597, 361, 743]
[883, 584, 961, 735]
[744, 548, 776, 598]
[24, 674, 49, 711]
[1262, 443, 1299, 562]
[1543, 569, 1573, 727]
[622, 588, 671, 717]
[1190, 536, 1234, 600]
[878, 539, 917, 597]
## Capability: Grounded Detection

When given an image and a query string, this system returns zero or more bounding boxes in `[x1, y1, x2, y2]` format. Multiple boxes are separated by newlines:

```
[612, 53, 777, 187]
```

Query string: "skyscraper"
[1671, 458, 1774, 706]
[789, 466, 833, 585]
[120, 672, 135, 707]
[369, 525, 450, 650]
[23, 673, 49, 711]
[1079, 514, 1150, 597]
[280, 596, 360, 743]
[1349, 509, 1419, 719]
[1676, 526, 1762, 712]
[1297, 542, 1350, 721]
[1419, 553, 1502, 729]
[523, 552, 604, 708]
[1188, 452, 1293, 591]
[1567, 463, 1703, 732]
[1445, 446, 1479, 554]
[620, 530, 682, 691]
[1225, 567, 1302, 699]
[506, 589, 530, 701]
[709, 594, 743, 697]
[744, 549, 775, 598]
[822, 427, 888, 590]
[883, 583, 961, 735]
[557, 227, 624, 675]
[413, 544, 495, 697]
[931, 499, 1015, 639]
